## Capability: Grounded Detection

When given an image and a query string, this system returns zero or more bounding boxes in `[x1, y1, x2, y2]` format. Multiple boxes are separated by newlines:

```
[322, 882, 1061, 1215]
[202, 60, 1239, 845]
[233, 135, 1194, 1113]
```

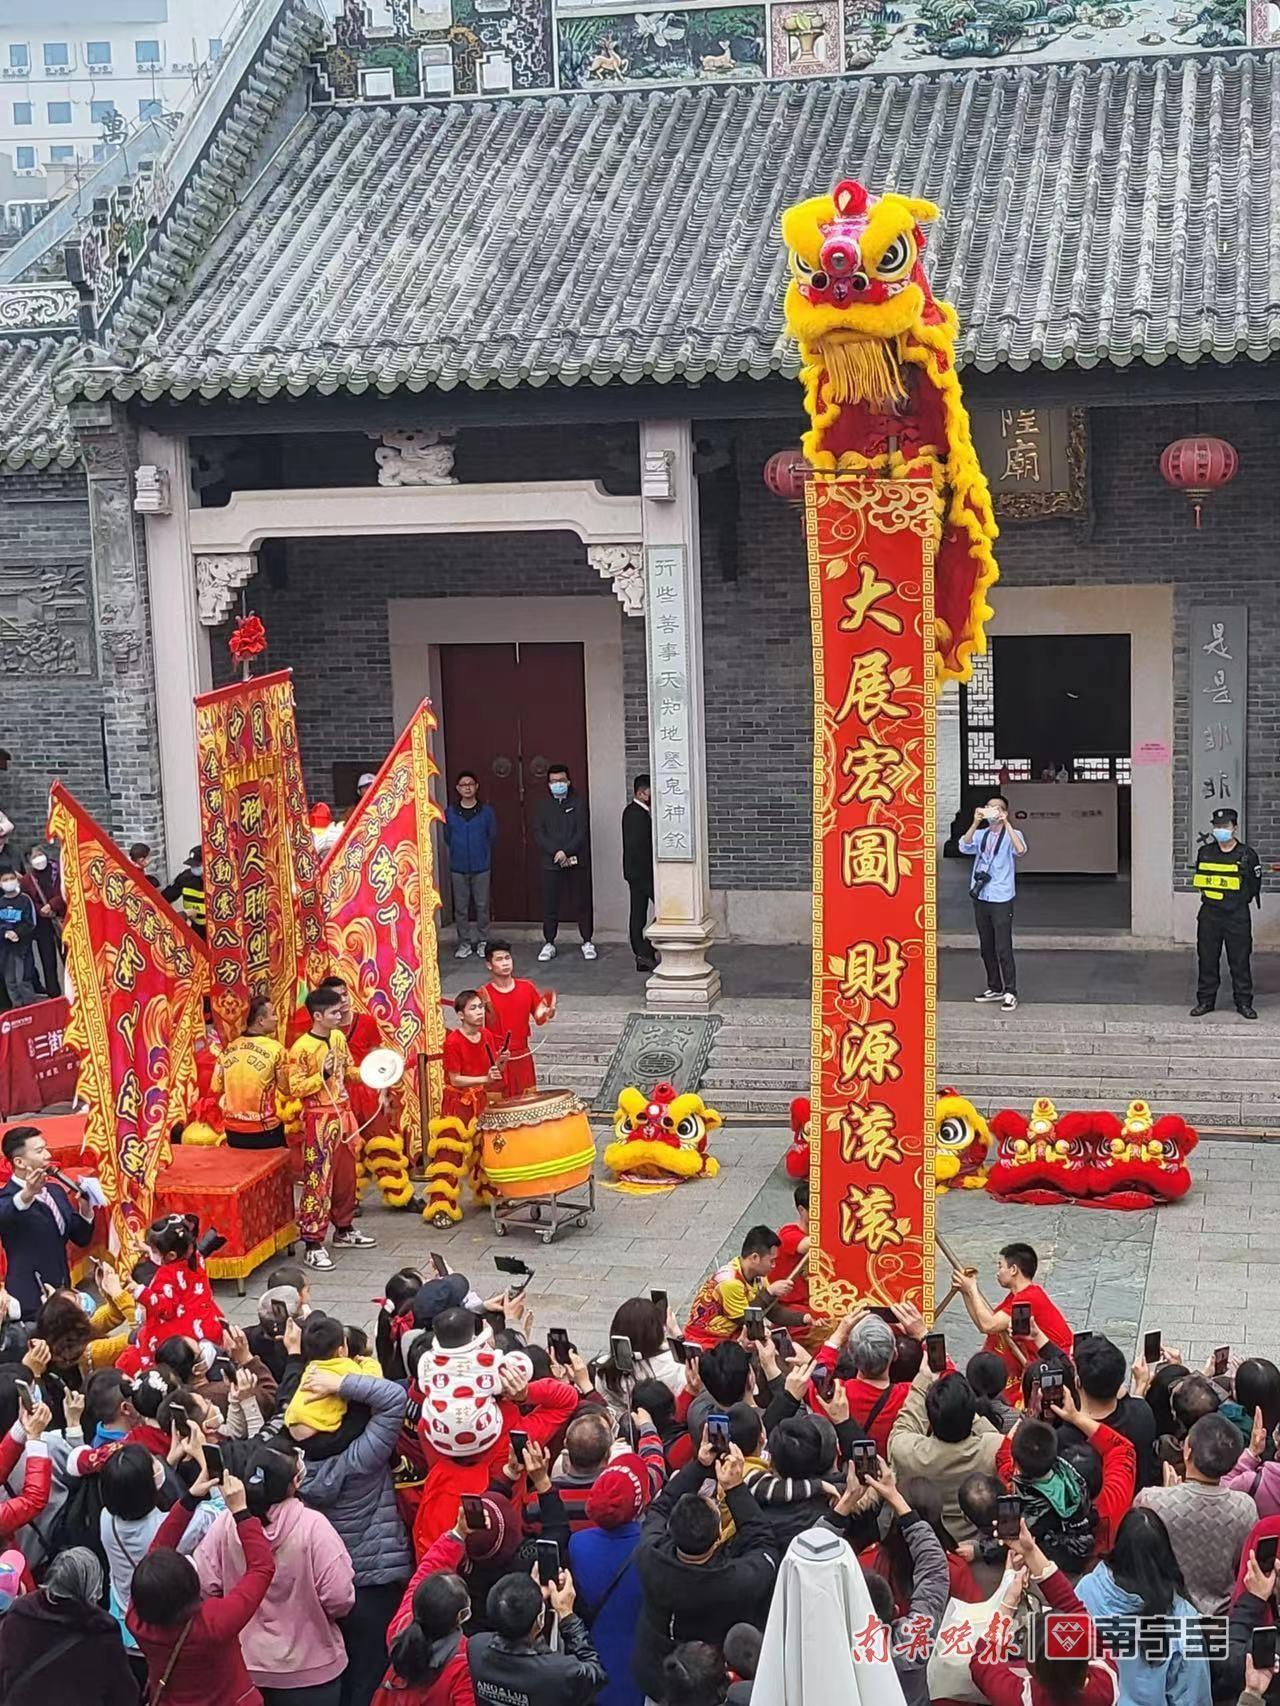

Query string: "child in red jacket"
[375, 1522, 476, 1705]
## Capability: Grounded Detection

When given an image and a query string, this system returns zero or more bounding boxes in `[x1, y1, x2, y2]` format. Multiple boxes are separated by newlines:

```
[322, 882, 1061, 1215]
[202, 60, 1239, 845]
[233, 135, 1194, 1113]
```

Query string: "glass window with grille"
[9, 44, 30, 70]
[13, 103, 32, 125]
[86, 42, 112, 66]
[135, 39, 161, 64]
[47, 102, 71, 124]
[15, 146, 36, 169]
[42, 42, 69, 67]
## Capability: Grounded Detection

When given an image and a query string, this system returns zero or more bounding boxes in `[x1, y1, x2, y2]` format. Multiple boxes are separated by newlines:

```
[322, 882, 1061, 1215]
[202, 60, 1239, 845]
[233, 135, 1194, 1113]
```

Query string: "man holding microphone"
[0, 1125, 99, 1317]
[959, 793, 1028, 1012]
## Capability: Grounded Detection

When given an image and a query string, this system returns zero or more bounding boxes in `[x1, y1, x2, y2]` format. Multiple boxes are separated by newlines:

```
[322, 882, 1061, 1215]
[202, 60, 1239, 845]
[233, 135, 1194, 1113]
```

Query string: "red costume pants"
[298, 1105, 358, 1243]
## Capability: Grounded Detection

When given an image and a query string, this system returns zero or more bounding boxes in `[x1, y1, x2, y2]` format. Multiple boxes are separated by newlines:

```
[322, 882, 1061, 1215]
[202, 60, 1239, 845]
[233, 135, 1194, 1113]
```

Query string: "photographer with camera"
[959, 793, 1027, 1013]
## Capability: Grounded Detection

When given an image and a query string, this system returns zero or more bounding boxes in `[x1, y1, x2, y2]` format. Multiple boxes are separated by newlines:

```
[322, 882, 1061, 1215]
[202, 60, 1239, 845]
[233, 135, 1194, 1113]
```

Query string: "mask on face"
[75, 1291, 98, 1316]
[0, 882, 19, 897]
[29, 855, 47, 872]
[1212, 826, 1235, 844]
[549, 781, 569, 799]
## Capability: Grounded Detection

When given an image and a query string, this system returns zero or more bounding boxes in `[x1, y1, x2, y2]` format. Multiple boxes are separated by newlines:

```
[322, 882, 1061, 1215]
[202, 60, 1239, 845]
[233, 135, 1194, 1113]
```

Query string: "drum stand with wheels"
[490, 1177, 596, 1245]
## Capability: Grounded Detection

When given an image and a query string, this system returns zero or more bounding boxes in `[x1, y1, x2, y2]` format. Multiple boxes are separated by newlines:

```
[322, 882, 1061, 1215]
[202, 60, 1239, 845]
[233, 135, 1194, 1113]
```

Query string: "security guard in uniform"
[1191, 806, 1261, 1020]
[161, 843, 206, 937]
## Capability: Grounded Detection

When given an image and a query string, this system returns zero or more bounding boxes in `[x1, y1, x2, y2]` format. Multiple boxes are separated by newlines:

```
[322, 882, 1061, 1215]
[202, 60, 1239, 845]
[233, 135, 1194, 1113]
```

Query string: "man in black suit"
[0, 1125, 96, 1318]
[622, 772, 656, 974]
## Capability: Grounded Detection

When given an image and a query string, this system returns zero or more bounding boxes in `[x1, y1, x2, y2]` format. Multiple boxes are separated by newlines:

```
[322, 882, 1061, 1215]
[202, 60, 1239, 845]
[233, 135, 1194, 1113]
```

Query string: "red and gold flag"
[194, 669, 326, 1041]
[320, 699, 446, 1158]
[48, 784, 209, 1255]
[807, 474, 940, 1319]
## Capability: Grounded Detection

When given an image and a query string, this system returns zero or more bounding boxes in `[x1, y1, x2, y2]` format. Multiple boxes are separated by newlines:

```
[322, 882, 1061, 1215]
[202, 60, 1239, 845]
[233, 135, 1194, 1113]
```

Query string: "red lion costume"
[785, 1097, 811, 1180]
[986, 1097, 1196, 1210]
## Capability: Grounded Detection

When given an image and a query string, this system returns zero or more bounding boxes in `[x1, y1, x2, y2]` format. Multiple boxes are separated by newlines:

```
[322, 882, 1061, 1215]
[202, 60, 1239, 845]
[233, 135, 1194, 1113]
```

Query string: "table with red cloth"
[0, 998, 78, 1117]
[153, 1147, 298, 1293]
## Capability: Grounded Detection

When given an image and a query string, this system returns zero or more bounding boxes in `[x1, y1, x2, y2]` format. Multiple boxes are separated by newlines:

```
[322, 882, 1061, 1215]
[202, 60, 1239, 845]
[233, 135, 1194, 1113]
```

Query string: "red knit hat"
[585, 1454, 649, 1530]
[464, 1489, 523, 1565]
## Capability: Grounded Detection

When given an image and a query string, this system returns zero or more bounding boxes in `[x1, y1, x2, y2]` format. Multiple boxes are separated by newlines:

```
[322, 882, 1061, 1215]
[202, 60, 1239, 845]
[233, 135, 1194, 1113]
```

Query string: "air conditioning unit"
[94, 65, 114, 76]
[44, 65, 70, 77]
[14, 167, 42, 177]
[2, 67, 27, 79]
[135, 60, 162, 73]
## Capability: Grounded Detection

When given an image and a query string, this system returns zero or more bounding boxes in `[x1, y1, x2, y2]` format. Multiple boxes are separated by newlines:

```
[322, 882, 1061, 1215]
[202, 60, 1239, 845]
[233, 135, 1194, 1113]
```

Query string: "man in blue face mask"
[532, 763, 596, 963]
[1191, 806, 1262, 1020]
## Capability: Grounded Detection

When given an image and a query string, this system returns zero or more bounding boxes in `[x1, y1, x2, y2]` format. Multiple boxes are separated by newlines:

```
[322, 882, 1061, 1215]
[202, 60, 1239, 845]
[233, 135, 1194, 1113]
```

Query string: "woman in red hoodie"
[374, 1520, 476, 1705]
[127, 1454, 276, 1706]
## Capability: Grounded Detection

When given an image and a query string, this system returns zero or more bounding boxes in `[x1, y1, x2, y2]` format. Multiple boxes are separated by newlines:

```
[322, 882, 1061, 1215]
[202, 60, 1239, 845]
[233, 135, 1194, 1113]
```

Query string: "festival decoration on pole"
[48, 784, 209, 1257]
[779, 176, 1001, 1316]
[320, 699, 447, 1182]
[228, 613, 268, 679]
[194, 670, 326, 1042]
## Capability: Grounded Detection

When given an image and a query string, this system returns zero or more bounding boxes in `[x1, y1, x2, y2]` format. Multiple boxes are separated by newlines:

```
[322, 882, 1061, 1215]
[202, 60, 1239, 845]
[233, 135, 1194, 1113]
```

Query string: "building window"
[208, 38, 223, 58]
[138, 97, 162, 120]
[15, 146, 36, 169]
[86, 41, 112, 67]
[42, 42, 70, 68]
[47, 101, 71, 124]
[90, 99, 116, 123]
[13, 103, 32, 125]
[358, 67, 396, 98]
[9, 45, 30, 71]
[49, 144, 74, 163]
[92, 141, 114, 163]
[134, 39, 161, 65]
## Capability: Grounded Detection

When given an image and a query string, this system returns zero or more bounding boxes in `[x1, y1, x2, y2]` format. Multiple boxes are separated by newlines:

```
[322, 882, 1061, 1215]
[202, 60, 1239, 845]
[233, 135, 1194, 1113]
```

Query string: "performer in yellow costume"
[288, 985, 376, 1270]
[213, 995, 291, 1149]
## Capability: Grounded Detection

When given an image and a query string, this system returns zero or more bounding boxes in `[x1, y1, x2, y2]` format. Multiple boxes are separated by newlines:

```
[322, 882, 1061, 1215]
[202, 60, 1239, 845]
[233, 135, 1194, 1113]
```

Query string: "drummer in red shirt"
[480, 940, 555, 1097]
[442, 989, 508, 1123]
[952, 1241, 1072, 1404]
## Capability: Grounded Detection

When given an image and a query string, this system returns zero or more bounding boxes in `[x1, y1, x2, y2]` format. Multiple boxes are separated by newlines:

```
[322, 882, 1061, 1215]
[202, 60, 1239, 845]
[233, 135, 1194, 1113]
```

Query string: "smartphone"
[925, 1332, 947, 1375]
[169, 1405, 192, 1441]
[1213, 1345, 1230, 1377]
[547, 1328, 572, 1364]
[743, 1306, 766, 1344]
[267, 1298, 289, 1337]
[13, 1380, 33, 1416]
[996, 1494, 1023, 1541]
[866, 1306, 898, 1326]
[770, 1327, 796, 1362]
[610, 1334, 635, 1378]
[651, 1289, 668, 1315]
[535, 1538, 561, 1587]
[667, 1335, 689, 1365]
[1011, 1301, 1032, 1337]
[1256, 1536, 1279, 1574]
[495, 1254, 532, 1296]
[1038, 1369, 1065, 1417]
[460, 1493, 489, 1529]
[618, 1413, 638, 1450]
[1143, 1329, 1162, 1365]
[811, 1365, 835, 1402]
[509, 1428, 529, 1462]
[430, 1252, 449, 1278]
[203, 1444, 224, 1482]
[1072, 1331, 1093, 1359]
[849, 1440, 878, 1483]
[1252, 1627, 1278, 1672]
[706, 1411, 732, 1460]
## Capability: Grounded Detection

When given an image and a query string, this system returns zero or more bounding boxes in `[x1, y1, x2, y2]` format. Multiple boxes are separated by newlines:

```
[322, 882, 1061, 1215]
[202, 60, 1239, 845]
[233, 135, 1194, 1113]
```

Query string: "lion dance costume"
[987, 1097, 1196, 1209]
[782, 177, 998, 682]
[605, 1082, 722, 1193]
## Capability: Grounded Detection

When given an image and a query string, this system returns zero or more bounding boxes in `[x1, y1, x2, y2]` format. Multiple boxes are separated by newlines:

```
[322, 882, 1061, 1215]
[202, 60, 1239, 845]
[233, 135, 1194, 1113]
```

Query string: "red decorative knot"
[228, 613, 267, 659]
[763, 450, 810, 503]
[1159, 436, 1238, 529]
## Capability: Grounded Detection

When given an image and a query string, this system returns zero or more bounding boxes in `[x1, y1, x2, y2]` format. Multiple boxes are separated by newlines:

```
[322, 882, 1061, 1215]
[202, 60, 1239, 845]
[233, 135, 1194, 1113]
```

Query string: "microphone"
[46, 1167, 107, 1210]
[46, 1165, 86, 1197]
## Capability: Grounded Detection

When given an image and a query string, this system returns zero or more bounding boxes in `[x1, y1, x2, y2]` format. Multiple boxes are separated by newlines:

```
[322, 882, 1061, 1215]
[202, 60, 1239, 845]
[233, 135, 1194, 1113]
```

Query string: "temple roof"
[0, 288, 82, 472]
[65, 51, 1280, 407]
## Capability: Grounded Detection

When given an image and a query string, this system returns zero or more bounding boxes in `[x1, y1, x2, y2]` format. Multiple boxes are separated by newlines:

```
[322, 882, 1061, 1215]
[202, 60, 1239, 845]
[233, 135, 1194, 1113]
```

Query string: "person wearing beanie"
[810, 1310, 913, 1457]
[569, 1453, 651, 1706]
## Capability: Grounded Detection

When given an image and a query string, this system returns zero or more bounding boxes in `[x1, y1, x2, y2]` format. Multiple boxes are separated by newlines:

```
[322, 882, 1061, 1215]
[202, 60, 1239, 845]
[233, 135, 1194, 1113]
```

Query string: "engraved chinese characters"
[1190, 606, 1248, 823]
[646, 544, 696, 861]
[807, 476, 940, 1317]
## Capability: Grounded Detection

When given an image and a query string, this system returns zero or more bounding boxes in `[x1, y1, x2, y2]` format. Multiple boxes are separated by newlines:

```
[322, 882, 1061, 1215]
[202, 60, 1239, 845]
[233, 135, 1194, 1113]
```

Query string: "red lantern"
[1159, 436, 1238, 529]
[763, 450, 810, 502]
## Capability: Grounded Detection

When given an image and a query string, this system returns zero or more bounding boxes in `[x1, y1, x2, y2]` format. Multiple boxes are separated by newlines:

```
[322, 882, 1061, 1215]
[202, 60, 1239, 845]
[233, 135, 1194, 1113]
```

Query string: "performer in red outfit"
[951, 1241, 1072, 1404]
[442, 990, 508, 1124]
[481, 940, 555, 1097]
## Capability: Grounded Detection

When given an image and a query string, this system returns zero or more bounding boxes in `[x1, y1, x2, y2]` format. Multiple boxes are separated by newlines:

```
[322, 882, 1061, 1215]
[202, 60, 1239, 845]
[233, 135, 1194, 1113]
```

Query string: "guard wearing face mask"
[0, 871, 37, 1008]
[1191, 806, 1262, 1020]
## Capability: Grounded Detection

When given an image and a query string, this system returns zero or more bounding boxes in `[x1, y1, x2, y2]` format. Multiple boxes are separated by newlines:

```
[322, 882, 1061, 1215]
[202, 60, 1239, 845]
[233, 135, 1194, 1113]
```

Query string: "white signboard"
[1003, 782, 1118, 876]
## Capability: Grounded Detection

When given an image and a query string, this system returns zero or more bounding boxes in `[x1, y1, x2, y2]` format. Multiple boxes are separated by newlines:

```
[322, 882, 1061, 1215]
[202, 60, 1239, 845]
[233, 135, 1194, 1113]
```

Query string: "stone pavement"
[214, 1120, 1280, 1377]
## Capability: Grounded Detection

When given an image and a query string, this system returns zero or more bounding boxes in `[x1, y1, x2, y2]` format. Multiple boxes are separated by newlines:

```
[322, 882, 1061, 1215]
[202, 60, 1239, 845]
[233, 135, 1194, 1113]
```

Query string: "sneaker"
[1002, 993, 1018, 1012]
[974, 989, 1004, 1003]
[477, 943, 488, 959]
[454, 943, 473, 960]
[538, 943, 557, 962]
[333, 1227, 377, 1249]
[303, 1245, 334, 1271]
[581, 942, 598, 961]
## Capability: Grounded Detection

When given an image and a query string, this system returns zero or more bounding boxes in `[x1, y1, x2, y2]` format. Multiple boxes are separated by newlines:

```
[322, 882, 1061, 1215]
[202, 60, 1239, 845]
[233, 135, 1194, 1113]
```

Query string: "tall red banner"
[194, 670, 326, 1040]
[48, 785, 209, 1255]
[807, 475, 940, 1319]
[320, 700, 446, 1157]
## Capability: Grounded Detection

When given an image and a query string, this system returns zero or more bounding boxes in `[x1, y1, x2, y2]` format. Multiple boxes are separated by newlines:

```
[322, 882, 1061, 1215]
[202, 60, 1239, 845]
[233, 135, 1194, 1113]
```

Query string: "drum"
[478, 1087, 596, 1200]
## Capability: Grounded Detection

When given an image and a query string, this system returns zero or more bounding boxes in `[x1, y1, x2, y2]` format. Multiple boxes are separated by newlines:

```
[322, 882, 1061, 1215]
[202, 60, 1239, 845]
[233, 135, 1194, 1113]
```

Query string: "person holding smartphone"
[958, 793, 1027, 1011]
[1134, 1412, 1260, 1613]
[951, 1242, 1073, 1404]
[467, 1564, 606, 1706]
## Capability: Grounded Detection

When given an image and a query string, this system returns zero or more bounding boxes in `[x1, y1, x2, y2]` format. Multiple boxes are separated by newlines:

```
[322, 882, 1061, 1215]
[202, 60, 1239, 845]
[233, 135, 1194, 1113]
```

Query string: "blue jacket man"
[0, 1125, 95, 1318]
[443, 772, 497, 959]
[0, 873, 37, 1008]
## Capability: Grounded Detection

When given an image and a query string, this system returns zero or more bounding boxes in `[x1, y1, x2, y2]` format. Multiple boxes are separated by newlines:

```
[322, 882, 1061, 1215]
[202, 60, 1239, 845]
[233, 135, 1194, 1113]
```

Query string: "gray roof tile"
[66, 53, 1280, 404]
[0, 322, 79, 472]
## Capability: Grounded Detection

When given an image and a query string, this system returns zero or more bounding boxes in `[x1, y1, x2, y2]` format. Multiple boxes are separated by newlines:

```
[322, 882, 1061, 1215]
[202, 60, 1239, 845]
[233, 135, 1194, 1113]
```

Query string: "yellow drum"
[478, 1088, 596, 1200]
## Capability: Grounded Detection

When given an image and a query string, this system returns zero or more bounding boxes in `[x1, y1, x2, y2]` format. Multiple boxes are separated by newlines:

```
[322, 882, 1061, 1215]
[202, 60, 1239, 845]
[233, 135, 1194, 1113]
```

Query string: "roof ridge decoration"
[60, 0, 328, 396]
[0, 285, 81, 339]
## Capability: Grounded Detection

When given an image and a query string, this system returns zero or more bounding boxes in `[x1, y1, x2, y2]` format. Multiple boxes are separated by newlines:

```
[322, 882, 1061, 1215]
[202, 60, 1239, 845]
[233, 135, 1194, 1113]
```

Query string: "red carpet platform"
[154, 1147, 298, 1292]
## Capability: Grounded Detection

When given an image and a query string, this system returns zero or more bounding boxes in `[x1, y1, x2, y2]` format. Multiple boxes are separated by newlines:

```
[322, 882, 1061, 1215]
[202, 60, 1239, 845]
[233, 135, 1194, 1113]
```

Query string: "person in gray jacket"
[855, 1461, 951, 1706]
[296, 1366, 413, 1706]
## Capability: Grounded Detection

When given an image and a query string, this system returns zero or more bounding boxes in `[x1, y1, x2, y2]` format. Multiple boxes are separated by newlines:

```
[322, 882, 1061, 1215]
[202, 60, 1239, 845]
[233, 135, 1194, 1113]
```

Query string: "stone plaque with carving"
[0, 561, 94, 676]
[970, 407, 1086, 520]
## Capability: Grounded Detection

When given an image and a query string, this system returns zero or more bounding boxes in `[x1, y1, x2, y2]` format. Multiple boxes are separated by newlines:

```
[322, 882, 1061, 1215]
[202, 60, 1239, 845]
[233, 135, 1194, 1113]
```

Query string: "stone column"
[639, 420, 720, 1010]
[69, 400, 164, 858]
[137, 429, 211, 868]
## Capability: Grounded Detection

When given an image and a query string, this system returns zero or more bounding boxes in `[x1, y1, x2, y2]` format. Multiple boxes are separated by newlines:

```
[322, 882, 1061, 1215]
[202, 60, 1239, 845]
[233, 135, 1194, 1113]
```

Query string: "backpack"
[35, 1471, 109, 1599]
[1017, 1471, 1096, 1569]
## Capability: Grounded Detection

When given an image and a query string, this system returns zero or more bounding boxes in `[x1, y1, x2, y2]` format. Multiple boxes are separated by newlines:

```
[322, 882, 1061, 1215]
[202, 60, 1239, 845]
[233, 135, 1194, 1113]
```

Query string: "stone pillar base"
[645, 920, 722, 1010]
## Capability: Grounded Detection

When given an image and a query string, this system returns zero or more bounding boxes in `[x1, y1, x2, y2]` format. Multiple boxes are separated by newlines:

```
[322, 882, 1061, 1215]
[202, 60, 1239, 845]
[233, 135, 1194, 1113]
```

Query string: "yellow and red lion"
[781, 177, 999, 683]
[980, 1097, 1197, 1209]
[605, 1082, 722, 1190]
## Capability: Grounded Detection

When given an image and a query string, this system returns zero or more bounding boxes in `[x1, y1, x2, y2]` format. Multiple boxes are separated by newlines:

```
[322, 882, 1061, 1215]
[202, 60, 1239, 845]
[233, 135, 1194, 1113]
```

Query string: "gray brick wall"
[0, 466, 111, 848]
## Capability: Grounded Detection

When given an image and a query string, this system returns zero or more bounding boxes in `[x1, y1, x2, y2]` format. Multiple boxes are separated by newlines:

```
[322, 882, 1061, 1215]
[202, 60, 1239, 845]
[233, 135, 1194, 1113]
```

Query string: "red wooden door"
[438, 641, 588, 923]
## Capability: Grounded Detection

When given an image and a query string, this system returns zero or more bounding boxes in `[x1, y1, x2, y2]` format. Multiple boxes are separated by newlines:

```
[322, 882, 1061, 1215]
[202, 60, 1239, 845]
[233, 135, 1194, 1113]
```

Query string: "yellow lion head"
[606, 1082, 723, 1186]
[934, 1091, 990, 1190]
